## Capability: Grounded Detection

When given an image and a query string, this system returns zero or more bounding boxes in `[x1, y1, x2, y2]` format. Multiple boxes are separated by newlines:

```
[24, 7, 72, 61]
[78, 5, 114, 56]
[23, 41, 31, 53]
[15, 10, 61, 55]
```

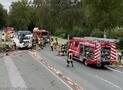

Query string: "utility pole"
[104, 30, 106, 38]
[67, 34, 70, 40]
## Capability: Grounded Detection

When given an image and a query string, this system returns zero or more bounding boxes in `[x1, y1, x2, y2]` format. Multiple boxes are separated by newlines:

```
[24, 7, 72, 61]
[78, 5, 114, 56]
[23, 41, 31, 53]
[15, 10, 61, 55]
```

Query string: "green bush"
[91, 28, 103, 37]
[108, 28, 123, 39]
[118, 38, 123, 49]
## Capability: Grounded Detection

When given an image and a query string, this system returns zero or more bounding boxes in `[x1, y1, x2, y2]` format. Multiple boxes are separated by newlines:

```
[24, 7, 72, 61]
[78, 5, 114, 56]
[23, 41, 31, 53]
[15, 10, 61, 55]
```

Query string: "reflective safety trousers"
[68, 53, 73, 61]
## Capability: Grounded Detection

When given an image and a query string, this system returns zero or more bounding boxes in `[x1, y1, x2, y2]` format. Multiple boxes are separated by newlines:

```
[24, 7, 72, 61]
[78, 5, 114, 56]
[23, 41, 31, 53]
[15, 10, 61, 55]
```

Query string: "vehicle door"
[72, 41, 79, 57]
[83, 45, 94, 60]
[79, 43, 84, 61]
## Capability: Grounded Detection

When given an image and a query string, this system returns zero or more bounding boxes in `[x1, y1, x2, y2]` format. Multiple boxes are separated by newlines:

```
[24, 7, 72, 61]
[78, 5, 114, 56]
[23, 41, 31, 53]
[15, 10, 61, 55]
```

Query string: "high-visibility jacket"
[68, 53, 73, 61]
[50, 41, 54, 46]
[2, 33, 5, 40]
[6, 42, 12, 48]
[61, 45, 63, 50]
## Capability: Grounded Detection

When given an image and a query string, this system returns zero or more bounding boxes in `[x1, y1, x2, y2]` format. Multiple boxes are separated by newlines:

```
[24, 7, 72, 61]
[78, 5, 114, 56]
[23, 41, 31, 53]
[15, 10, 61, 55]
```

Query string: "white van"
[13, 31, 33, 49]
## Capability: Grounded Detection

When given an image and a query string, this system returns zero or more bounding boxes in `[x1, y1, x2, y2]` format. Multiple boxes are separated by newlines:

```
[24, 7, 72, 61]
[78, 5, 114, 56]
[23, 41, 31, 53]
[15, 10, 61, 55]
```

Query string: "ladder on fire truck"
[73, 37, 119, 43]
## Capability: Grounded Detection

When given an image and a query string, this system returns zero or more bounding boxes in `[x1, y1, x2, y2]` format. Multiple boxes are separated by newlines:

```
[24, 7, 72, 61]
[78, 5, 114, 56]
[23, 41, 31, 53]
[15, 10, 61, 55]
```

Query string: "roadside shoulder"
[107, 65, 123, 73]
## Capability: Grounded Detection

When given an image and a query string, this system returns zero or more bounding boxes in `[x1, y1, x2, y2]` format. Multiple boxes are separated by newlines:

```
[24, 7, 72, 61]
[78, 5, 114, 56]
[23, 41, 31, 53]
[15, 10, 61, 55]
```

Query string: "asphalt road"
[38, 46, 123, 90]
[0, 51, 71, 90]
[0, 47, 123, 90]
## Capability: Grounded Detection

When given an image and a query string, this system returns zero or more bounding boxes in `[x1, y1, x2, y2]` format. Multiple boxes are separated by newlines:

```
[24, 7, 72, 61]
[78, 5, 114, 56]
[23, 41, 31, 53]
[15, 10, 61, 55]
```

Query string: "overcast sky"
[0, 0, 17, 11]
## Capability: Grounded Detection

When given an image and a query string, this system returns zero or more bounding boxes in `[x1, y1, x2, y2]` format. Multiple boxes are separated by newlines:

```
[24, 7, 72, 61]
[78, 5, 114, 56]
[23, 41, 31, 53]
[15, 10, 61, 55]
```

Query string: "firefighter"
[67, 49, 74, 67]
[32, 38, 36, 49]
[40, 38, 44, 49]
[5, 42, 10, 52]
[54, 38, 58, 49]
[50, 38, 54, 51]
[38, 38, 41, 50]
[59, 44, 64, 56]
[55, 37, 58, 43]
[12, 40, 16, 50]
[61, 44, 63, 52]
[64, 44, 68, 54]
[61, 44, 65, 55]
[13, 41, 16, 50]
[63, 44, 67, 55]
[118, 52, 122, 64]
[2, 32, 6, 42]
[43, 38, 47, 47]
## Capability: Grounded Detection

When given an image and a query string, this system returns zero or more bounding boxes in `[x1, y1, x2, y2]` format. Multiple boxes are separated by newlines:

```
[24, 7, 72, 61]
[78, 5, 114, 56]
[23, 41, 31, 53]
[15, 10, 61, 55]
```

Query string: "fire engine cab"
[68, 37, 117, 67]
[33, 27, 50, 43]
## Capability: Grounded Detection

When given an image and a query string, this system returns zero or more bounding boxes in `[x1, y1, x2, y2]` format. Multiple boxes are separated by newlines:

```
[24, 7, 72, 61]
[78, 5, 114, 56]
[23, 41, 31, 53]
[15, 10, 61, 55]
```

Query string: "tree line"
[0, 0, 123, 39]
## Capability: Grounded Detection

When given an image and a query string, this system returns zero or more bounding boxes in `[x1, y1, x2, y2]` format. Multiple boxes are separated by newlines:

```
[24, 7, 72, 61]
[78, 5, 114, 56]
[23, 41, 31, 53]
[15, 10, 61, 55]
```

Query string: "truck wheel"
[97, 63, 102, 67]
[84, 60, 88, 66]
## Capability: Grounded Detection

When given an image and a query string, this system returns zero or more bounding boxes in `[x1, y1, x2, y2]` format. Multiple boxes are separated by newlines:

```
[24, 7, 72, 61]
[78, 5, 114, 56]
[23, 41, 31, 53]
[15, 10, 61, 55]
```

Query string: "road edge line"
[105, 66, 123, 74]
[28, 52, 74, 90]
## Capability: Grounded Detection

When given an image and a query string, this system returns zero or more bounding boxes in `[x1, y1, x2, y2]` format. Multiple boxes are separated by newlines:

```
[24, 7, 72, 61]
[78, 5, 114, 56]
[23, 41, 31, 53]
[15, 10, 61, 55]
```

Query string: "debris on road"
[28, 51, 84, 90]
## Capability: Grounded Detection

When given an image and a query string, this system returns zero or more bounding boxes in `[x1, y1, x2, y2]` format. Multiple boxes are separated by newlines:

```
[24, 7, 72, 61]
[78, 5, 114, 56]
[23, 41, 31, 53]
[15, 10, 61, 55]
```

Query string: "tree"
[7, 0, 123, 39]
[83, 0, 123, 37]
[107, 28, 123, 39]
[118, 38, 123, 49]
[9, 0, 31, 30]
[0, 4, 8, 29]
[48, 0, 87, 35]
[91, 28, 103, 37]
[31, 0, 52, 32]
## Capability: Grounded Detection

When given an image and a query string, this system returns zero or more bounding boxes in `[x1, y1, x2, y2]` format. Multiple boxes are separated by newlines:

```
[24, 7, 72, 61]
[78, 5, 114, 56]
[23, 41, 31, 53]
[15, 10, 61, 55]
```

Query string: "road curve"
[38, 47, 123, 90]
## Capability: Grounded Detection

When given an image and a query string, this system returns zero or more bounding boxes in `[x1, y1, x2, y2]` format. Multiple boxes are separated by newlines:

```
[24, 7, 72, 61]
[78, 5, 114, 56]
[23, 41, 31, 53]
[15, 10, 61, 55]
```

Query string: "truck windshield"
[42, 32, 48, 36]
[18, 31, 31, 35]
[19, 34, 29, 39]
[21, 36, 29, 39]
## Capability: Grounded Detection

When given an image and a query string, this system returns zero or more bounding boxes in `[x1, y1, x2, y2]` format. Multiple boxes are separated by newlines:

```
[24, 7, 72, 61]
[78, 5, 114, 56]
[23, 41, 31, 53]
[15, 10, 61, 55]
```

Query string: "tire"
[83, 59, 88, 66]
[97, 63, 102, 67]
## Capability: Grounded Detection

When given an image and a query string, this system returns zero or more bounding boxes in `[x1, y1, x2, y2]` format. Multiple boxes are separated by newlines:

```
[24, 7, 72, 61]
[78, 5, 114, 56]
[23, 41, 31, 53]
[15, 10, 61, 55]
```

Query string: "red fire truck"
[33, 28, 50, 43]
[68, 37, 117, 67]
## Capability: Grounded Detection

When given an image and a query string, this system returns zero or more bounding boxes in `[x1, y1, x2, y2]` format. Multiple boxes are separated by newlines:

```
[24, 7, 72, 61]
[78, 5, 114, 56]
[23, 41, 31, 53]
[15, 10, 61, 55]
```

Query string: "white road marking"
[28, 52, 74, 90]
[95, 75, 122, 90]
[4, 56, 27, 88]
[105, 66, 123, 74]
